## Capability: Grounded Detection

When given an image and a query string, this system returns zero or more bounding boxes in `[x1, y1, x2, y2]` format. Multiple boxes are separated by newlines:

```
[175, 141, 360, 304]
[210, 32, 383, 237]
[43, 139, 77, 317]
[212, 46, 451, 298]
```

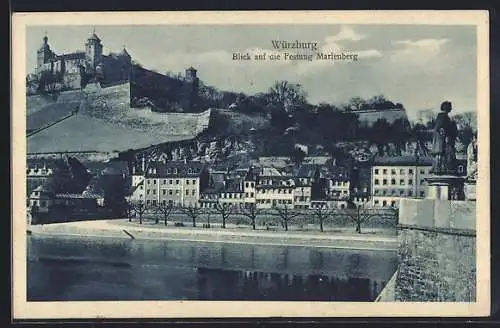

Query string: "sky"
[26, 24, 477, 120]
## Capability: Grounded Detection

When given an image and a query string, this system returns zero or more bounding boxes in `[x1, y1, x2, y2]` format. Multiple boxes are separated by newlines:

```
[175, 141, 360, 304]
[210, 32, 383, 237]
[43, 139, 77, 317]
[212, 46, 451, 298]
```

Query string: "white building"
[371, 156, 433, 208]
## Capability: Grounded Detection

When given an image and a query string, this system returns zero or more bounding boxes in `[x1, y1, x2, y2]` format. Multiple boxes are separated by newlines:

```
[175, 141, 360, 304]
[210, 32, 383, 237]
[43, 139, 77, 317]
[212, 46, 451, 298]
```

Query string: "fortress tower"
[36, 35, 54, 75]
[85, 31, 103, 75]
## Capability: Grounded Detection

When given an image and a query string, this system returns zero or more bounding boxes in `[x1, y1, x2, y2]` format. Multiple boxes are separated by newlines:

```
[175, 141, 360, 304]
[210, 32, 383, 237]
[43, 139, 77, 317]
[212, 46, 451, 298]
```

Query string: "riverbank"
[28, 219, 398, 251]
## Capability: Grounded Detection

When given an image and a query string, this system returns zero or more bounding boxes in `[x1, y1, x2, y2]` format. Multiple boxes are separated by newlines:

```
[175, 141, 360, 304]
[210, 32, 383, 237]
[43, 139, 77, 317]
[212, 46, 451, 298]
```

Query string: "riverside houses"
[255, 175, 295, 209]
[371, 156, 433, 208]
[143, 160, 209, 207]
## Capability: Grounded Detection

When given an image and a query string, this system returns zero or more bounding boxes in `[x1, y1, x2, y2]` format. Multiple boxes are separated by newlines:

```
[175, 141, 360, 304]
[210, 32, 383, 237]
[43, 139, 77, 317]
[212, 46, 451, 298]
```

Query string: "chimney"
[184, 158, 187, 164]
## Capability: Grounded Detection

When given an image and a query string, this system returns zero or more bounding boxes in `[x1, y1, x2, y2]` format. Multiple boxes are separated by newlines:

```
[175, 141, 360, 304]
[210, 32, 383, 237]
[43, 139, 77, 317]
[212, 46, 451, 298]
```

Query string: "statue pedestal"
[464, 180, 476, 201]
[426, 175, 466, 201]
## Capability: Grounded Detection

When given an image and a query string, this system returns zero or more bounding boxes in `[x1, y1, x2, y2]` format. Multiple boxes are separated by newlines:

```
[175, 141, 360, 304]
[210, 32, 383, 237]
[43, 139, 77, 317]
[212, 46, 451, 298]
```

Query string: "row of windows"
[220, 193, 243, 199]
[244, 182, 255, 188]
[147, 189, 197, 196]
[257, 189, 293, 194]
[256, 199, 293, 205]
[331, 181, 349, 187]
[374, 168, 430, 175]
[374, 178, 427, 186]
[147, 179, 197, 185]
[374, 200, 397, 207]
[374, 189, 426, 197]
[295, 196, 310, 202]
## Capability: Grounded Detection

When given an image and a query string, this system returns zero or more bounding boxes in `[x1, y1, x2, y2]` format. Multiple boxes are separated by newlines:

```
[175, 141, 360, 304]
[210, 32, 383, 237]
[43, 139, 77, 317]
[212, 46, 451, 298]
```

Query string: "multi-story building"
[218, 179, 245, 210]
[325, 166, 351, 200]
[255, 175, 295, 209]
[143, 160, 209, 207]
[371, 156, 433, 208]
[293, 181, 312, 210]
[243, 167, 258, 207]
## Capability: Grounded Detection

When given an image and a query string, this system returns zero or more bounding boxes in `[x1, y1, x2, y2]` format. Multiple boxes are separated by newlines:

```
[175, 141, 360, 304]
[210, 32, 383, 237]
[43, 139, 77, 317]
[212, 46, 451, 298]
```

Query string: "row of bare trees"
[125, 201, 397, 233]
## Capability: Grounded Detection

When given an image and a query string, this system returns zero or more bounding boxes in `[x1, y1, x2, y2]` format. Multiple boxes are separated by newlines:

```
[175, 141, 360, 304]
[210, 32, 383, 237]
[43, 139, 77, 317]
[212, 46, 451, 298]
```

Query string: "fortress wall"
[394, 198, 476, 301]
[356, 109, 408, 127]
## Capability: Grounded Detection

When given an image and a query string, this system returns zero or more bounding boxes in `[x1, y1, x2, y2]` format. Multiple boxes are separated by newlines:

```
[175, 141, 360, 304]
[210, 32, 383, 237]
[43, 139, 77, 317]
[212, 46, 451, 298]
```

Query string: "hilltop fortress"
[31, 31, 200, 112]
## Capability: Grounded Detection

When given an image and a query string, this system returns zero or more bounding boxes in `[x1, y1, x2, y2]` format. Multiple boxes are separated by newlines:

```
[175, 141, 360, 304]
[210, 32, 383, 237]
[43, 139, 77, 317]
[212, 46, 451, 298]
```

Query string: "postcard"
[12, 10, 490, 319]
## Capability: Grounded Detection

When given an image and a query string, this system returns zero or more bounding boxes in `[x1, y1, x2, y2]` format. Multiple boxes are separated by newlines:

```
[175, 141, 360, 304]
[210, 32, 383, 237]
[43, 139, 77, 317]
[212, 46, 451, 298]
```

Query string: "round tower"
[36, 35, 52, 75]
[85, 30, 103, 75]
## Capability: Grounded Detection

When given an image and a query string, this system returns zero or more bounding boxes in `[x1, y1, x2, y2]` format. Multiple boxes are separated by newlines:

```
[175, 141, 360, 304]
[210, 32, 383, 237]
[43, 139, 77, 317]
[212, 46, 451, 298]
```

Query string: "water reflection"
[27, 235, 396, 301]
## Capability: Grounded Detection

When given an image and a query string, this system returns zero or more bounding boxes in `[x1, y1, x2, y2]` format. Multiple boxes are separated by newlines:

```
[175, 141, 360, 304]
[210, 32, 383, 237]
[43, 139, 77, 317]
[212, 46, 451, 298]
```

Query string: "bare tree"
[241, 203, 261, 230]
[335, 206, 396, 233]
[273, 204, 301, 231]
[268, 80, 307, 112]
[215, 203, 234, 229]
[155, 202, 174, 226]
[181, 205, 203, 227]
[132, 200, 147, 225]
[313, 205, 332, 232]
[125, 200, 135, 222]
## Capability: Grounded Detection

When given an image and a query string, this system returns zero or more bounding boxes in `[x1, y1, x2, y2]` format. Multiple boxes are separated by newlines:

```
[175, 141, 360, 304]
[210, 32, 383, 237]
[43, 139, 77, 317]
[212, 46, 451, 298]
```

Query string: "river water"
[27, 235, 398, 301]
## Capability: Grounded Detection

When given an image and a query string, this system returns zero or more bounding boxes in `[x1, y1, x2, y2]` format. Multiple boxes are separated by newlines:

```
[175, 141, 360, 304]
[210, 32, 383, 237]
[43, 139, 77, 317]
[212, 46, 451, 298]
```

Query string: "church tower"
[85, 30, 103, 75]
[36, 35, 52, 75]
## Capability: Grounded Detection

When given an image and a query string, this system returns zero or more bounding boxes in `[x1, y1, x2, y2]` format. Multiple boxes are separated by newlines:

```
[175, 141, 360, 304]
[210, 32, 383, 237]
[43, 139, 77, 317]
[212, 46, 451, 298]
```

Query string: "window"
[140, 186, 143, 190]
[153, 200, 157, 206]
[250, 192, 254, 197]
[420, 179, 425, 185]
[420, 170, 425, 174]
[186, 180, 190, 185]
[400, 190, 404, 195]
[245, 182, 249, 188]
[163, 180, 166, 184]
[458, 165, 464, 174]
[408, 190, 413, 196]
[383, 179, 388, 185]
[153, 190, 156, 195]
[186, 190, 189, 196]
[147, 190, 150, 195]
[147, 180, 150, 185]
[147, 200, 151, 205]
[391, 179, 396, 185]
[400, 169, 405, 175]
[382, 200, 387, 207]
[375, 169, 379, 174]
[391, 201, 396, 207]
[374, 190, 379, 195]
[420, 191, 425, 197]
[168, 190, 173, 195]
[176, 180, 180, 185]
[162, 190, 166, 195]
[162, 200, 166, 205]
[391, 169, 396, 175]
[374, 200, 380, 205]
[383, 169, 388, 174]
[409, 169, 413, 174]
[169, 180, 173, 185]
[400, 179, 405, 185]
[192, 190, 196, 196]
[153, 180, 157, 184]
[408, 179, 413, 185]
[193, 180, 196, 185]
[176, 190, 180, 195]
[245, 192, 249, 197]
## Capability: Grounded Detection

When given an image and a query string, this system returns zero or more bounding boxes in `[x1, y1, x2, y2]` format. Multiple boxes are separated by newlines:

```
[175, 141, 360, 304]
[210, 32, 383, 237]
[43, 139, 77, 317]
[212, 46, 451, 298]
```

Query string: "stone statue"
[431, 101, 458, 175]
[466, 132, 478, 181]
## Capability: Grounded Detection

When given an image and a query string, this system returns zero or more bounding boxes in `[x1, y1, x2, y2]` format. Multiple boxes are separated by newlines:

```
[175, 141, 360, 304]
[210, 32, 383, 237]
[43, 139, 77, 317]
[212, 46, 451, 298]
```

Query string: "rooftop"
[373, 156, 433, 166]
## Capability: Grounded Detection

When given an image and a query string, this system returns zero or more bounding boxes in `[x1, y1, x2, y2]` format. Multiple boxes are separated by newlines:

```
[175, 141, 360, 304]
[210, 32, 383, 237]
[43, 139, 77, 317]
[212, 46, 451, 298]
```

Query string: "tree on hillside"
[181, 205, 203, 227]
[155, 202, 174, 225]
[370, 118, 392, 156]
[268, 80, 308, 113]
[344, 96, 366, 111]
[290, 147, 307, 167]
[241, 203, 261, 230]
[214, 203, 234, 229]
[272, 204, 301, 231]
[390, 118, 412, 155]
[453, 111, 477, 149]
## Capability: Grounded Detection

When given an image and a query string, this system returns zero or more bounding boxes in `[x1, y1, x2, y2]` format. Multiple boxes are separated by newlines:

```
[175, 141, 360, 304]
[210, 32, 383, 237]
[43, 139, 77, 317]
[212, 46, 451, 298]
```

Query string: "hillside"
[27, 83, 212, 154]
